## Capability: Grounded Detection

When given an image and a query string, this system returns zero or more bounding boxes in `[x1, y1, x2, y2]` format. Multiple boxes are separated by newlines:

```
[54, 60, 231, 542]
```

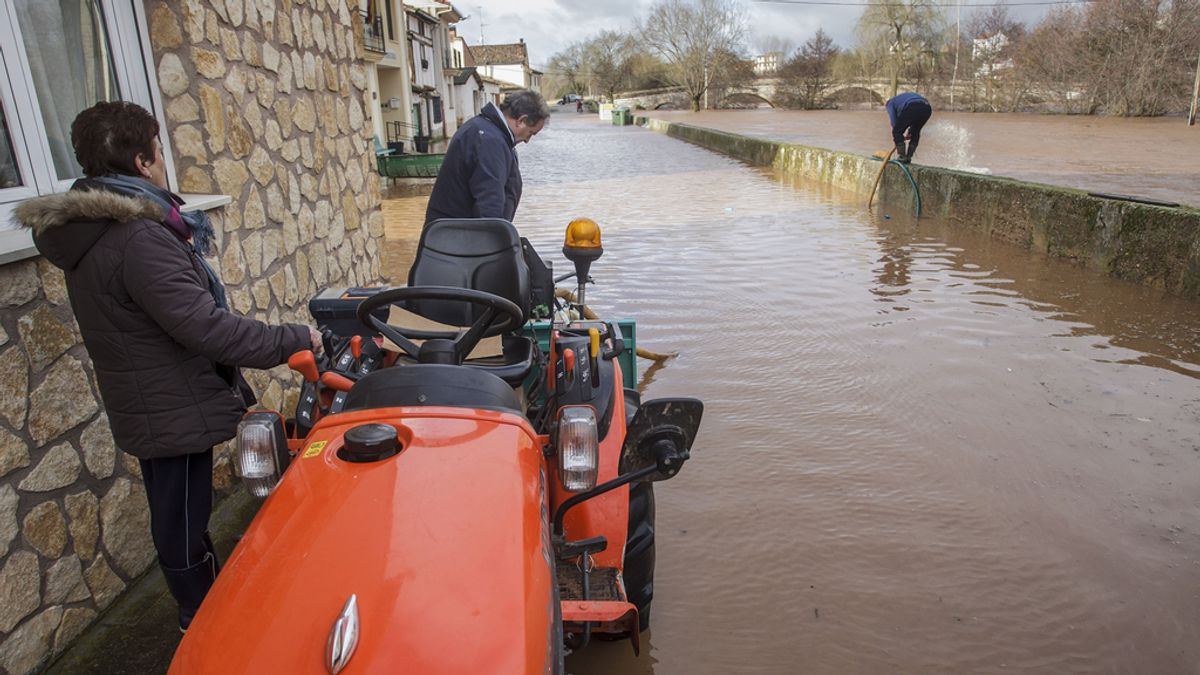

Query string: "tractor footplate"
[557, 562, 622, 601]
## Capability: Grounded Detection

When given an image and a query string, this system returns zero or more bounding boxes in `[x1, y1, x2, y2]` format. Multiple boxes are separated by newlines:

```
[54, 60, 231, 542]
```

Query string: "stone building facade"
[0, 1, 383, 672]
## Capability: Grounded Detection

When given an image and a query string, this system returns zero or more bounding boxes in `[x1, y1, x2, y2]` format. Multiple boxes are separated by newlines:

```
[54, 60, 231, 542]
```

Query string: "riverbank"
[642, 110, 1200, 208]
[634, 115, 1200, 299]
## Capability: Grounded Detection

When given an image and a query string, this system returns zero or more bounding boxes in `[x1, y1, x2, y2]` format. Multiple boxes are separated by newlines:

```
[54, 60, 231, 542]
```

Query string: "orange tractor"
[169, 218, 702, 673]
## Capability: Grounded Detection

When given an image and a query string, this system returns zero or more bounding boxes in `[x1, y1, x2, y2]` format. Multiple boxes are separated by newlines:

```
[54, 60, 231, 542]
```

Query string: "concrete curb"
[635, 116, 1200, 299]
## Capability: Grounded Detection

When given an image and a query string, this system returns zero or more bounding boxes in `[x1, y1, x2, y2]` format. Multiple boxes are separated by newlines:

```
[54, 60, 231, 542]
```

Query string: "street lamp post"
[1189, 47, 1199, 126]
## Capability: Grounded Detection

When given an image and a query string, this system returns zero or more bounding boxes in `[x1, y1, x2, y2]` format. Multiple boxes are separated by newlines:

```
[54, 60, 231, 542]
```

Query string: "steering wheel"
[355, 286, 523, 364]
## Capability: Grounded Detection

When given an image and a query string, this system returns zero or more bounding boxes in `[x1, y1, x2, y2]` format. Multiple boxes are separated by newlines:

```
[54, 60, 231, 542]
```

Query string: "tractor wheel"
[623, 480, 655, 631]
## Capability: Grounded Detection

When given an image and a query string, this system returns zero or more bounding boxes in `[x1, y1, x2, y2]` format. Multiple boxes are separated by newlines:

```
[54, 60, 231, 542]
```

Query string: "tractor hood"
[170, 408, 557, 675]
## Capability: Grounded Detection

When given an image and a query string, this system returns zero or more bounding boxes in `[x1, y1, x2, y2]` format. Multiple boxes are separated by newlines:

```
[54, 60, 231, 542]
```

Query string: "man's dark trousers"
[893, 100, 933, 156]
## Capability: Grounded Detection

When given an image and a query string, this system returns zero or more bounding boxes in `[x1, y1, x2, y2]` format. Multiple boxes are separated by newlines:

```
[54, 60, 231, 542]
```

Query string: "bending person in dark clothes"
[885, 92, 933, 164]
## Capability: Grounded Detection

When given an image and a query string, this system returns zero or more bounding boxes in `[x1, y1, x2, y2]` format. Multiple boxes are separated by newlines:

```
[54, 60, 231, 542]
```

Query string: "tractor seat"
[342, 364, 522, 414]
[408, 218, 538, 387]
[465, 333, 535, 387]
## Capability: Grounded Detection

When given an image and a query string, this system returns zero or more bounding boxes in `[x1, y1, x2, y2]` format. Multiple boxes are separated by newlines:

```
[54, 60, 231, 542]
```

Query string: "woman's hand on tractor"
[309, 327, 324, 354]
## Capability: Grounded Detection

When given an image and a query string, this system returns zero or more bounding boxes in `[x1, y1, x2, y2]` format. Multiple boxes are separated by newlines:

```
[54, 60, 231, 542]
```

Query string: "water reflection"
[870, 228, 914, 300]
[772, 171, 1200, 378]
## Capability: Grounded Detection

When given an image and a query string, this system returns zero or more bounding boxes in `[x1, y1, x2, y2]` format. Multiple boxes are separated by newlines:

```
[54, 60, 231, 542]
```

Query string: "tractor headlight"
[558, 406, 598, 492]
[236, 411, 288, 498]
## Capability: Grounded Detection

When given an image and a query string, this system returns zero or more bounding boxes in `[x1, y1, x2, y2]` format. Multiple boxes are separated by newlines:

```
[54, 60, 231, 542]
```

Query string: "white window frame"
[0, 0, 172, 260]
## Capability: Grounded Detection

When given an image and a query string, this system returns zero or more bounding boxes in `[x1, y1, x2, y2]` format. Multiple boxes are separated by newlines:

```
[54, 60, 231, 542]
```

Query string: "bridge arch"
[826, 86, 885, 106]
[719, 92, 775, 109]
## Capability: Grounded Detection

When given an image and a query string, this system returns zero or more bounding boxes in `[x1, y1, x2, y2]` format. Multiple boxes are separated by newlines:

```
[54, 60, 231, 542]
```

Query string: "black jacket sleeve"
[123, 223, 309, 368]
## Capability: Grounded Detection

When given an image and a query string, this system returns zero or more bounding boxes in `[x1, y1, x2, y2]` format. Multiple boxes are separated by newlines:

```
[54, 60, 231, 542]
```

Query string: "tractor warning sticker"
[302, 441, 327, 459]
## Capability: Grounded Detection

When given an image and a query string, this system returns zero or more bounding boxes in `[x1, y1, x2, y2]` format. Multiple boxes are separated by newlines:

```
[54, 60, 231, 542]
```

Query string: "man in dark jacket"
[885, 92, 933, 164]
[424, 90, 550, 225]
[15, 101, 320, 632]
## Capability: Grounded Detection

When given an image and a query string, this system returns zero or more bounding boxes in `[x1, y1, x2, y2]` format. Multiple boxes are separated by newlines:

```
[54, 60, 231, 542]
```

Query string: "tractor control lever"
[319, 371, 356, 392]
[287, 351, 319, 383]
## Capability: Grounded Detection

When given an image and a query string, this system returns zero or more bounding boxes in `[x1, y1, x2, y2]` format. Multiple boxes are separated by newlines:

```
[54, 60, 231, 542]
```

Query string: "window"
[0, 0, 166, 241]
[0, 106, 21, 189]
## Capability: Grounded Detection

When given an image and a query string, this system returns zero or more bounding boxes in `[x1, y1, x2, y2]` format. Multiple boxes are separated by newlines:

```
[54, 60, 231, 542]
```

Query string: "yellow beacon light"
[562, 218, 605, 309]
[564, 218, 602, 250]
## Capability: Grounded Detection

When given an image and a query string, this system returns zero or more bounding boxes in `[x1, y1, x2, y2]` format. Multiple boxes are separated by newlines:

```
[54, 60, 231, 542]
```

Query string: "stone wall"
[0, 1, 383, 672]
[637, 116, 1200, 299]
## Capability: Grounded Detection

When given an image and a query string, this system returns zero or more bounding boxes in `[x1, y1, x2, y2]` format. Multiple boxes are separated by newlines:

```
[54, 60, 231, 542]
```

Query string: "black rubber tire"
[623, 480, 656, 631]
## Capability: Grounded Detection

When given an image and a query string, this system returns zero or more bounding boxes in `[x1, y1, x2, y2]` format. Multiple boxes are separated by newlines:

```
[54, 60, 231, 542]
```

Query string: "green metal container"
[377, 152, 445, 178]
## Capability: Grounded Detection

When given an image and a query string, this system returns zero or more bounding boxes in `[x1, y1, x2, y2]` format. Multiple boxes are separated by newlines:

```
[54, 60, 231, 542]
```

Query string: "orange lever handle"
[563, 348, 576, 374]
[350, 335, 363, 360]
[287, 350, 319, 383]
[319, 371, 355, 392]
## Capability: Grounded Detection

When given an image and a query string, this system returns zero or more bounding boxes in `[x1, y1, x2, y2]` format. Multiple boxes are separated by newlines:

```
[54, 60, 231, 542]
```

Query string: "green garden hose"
[869, 156, 922, 218]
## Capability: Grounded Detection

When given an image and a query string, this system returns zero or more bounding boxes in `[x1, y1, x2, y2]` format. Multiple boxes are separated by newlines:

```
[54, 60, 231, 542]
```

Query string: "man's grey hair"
[500, 90, 550, 124]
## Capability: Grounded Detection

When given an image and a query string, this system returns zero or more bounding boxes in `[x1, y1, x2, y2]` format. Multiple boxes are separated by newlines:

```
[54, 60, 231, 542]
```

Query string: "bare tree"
[640, 0, 749, 111]
[1011, 0, 1200, 116]
[708, 51, 758, 106]
[545, 43, 589, 99]
[582, 31, 638, 102]
[855, 0, 944, 98]
[779, 29, 840, 109]
[625, 49, 674, 92]
[1081, 0, 1200, 115]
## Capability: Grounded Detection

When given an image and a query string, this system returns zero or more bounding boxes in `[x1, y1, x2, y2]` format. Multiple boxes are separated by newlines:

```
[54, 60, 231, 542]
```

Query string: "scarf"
[86, 174, 228, 310]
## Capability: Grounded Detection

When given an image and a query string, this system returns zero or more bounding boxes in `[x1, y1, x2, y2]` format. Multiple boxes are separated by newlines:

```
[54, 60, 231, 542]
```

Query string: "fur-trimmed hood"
[15, 188, 163, 272]
[15, 188, 161, 234]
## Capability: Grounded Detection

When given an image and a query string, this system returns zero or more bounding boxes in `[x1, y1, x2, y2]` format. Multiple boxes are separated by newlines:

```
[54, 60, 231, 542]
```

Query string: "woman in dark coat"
[15, 101, 320, 631]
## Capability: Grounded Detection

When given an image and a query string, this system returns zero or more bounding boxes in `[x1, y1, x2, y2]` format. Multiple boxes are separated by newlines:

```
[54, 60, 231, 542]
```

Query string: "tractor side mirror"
[619, 398, 703, 482]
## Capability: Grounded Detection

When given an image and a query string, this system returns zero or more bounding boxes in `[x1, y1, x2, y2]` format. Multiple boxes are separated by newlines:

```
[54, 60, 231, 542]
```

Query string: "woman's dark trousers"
[139, 449, 219, 630]
[892, 101, 933, 158]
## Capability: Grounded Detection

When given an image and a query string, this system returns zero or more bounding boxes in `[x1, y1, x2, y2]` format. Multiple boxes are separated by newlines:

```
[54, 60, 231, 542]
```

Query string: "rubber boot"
[895, 142, 910, 164]
[161, 551, 218, 633]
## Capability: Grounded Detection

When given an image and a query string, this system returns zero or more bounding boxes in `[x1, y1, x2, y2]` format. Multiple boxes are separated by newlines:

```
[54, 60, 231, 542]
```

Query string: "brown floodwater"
[381, 113, 1200, 674]
[645, 109, 1200, 208]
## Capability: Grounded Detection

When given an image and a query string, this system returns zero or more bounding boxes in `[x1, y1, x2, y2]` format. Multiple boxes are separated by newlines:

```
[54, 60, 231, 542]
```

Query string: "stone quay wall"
[637, 117, 1200, 299]
[0, 1, 384, 672]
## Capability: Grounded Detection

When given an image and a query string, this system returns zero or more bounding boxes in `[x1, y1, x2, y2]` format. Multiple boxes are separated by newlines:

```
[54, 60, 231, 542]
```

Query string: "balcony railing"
[361, 10, 385, 54]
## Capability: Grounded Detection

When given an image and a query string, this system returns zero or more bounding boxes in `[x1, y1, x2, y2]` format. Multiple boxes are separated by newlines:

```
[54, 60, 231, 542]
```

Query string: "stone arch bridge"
[614, 79, 895, 110]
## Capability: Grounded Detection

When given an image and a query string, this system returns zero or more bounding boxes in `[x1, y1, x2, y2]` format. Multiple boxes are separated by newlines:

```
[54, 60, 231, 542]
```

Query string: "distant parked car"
[559, 94, 582, 104]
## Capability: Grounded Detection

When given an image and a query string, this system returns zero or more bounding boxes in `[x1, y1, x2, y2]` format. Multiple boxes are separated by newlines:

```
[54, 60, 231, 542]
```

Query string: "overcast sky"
[450, 0, 1059, 69]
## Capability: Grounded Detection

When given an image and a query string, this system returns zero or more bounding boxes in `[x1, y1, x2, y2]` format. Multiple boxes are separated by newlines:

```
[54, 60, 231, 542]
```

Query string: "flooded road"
[382, 113, 1200, 674]
[645, 109, 1200, 208]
